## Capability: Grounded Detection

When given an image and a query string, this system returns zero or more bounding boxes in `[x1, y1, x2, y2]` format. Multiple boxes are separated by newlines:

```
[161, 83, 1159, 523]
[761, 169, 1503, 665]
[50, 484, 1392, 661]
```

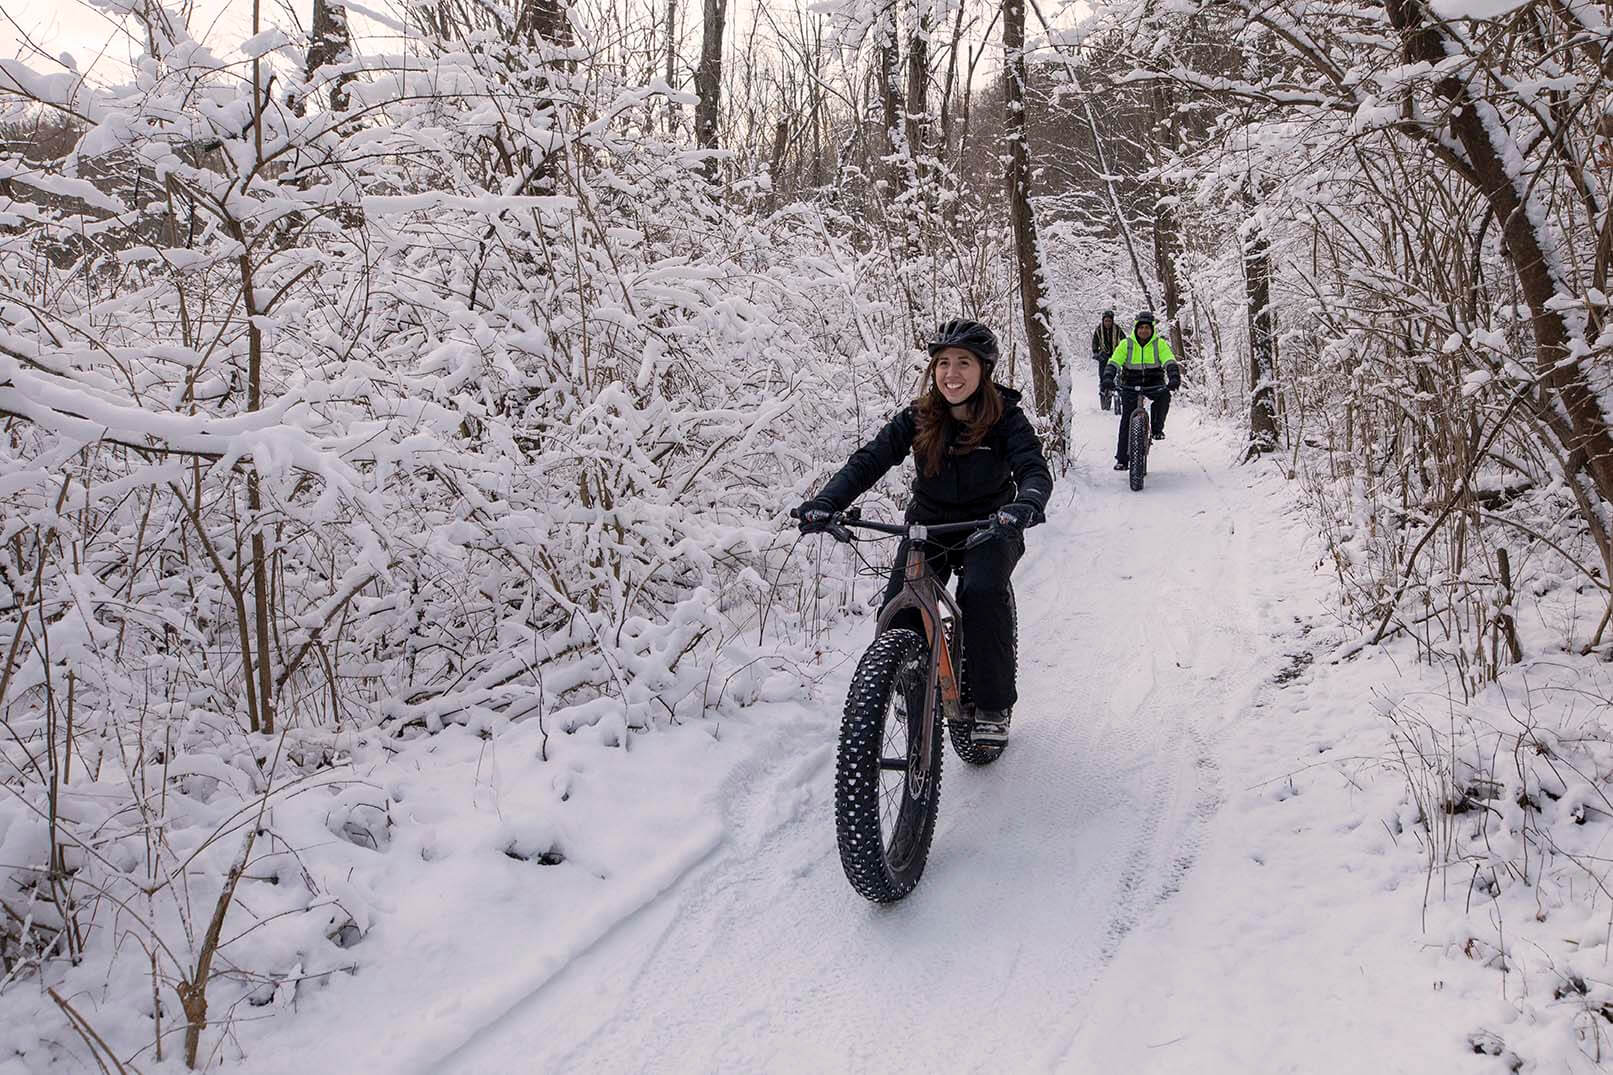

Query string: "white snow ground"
[236, 403, 1503, 1075]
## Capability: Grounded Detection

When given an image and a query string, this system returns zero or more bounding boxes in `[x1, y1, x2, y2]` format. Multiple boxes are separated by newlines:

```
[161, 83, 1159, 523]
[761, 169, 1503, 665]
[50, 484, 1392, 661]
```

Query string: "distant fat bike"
[1098, 373, 1122, 414]
[790, 506, 1015, 903]
[1122, 385, 1169, 492]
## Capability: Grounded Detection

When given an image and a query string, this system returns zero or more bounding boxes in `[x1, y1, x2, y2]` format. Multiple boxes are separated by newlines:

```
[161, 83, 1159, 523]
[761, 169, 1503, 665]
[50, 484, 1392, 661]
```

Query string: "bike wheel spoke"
[878, 676, 916, 844]
[878, 774, 903, 832]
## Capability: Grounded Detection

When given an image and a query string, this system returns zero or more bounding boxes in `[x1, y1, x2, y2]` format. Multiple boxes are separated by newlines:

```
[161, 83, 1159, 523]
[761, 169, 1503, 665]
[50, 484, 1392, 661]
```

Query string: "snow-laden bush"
[1382, 667, 1613, 1072]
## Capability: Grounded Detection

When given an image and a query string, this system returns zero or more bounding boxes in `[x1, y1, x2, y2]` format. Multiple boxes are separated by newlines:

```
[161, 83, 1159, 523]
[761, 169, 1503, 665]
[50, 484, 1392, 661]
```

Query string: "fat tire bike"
[790, 507, 1015, 903]
[1122, 385, 1170, 492]
[1102, 381, 1123, 414]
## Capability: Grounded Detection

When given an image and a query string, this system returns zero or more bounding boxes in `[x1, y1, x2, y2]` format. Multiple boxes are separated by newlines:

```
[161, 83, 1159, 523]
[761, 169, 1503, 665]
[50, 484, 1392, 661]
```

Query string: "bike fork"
[913, 620, 962, 799]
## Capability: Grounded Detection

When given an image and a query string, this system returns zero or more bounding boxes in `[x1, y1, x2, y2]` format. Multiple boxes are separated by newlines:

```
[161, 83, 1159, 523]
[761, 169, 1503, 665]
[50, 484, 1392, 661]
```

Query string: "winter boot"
[971, 708, 1011, 746]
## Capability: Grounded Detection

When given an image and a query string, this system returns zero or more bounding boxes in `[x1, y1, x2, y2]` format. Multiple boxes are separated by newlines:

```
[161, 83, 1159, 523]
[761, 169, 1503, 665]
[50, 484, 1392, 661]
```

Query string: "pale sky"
[1, 0, 1079, 93]
[1, 0, 255, 82]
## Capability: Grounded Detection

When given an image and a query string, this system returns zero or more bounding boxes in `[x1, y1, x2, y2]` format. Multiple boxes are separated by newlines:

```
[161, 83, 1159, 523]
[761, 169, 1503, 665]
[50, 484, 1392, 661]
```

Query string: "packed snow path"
[437, 404, 1473, 1074]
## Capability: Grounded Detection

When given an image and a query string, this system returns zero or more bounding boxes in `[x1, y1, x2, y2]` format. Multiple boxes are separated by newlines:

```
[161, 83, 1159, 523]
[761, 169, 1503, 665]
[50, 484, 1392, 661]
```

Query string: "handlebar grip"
[965, 524, 1002, 550]
[789, 507, 801, 520]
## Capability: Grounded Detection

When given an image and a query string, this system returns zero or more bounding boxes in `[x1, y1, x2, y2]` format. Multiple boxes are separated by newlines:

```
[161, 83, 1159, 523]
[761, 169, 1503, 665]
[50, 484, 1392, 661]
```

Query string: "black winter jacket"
[814, 386, 1053, 524]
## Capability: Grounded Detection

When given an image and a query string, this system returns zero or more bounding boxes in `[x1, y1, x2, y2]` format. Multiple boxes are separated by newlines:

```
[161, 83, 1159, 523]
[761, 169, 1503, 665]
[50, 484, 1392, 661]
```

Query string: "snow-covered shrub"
[1382, 668, 1613, 1072]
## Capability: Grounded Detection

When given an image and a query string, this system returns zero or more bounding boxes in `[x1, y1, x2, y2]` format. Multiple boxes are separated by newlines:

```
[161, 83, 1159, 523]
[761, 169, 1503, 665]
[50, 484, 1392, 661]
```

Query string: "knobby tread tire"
[946, 588, 1016, 766]
[835, 628, 942, 903]
[1128, 406, 1149, 492]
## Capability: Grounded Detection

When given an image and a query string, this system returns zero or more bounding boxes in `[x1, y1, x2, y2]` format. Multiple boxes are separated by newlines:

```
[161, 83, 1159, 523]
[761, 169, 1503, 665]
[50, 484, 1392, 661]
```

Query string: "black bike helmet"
[1135, 309, 1156, 326]
[1102, 308, 1115, 319]
[928, 319, 999, 367]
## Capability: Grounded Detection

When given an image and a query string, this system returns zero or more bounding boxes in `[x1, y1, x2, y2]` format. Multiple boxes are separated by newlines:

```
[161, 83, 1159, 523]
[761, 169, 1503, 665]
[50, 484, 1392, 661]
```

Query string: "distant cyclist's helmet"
[928, 319, 999, 367]
[1135, 309, 1156, 326]
[1102, 308, 1115, 320]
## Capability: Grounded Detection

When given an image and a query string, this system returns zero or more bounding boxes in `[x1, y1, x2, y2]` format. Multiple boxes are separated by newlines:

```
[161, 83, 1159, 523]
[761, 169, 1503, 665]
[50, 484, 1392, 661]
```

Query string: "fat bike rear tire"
[835, 628, 943, 902]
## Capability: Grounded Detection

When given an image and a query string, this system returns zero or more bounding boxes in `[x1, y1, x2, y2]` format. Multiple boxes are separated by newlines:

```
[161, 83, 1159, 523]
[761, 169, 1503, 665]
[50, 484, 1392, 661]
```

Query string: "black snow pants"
[881, 530, 1024, 711]
[1115, 386, 1171, 464]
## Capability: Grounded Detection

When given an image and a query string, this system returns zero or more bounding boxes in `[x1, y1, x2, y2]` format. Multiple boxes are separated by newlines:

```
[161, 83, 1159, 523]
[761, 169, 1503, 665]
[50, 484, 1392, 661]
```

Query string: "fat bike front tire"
[835, 628, 943, 903]
[1128, 407, 1149, 491]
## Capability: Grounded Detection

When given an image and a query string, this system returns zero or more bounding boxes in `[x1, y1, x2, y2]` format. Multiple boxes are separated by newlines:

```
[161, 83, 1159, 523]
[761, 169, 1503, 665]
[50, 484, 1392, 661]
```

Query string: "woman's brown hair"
[911, 351, 1004, 477]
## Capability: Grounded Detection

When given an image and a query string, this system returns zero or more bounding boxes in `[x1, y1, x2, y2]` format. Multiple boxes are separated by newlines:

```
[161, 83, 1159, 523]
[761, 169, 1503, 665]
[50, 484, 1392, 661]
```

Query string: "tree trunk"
[877, 4, 903, 193]
[1244, 210, 1279, 454]
[246, 4, 277, 735]
[307, 0, 356, 113]
[1154, 211, 1184, 352]
[1002, 0, 1059, 415]
[694, 0, 727, 179]
[939, 0, 967, 160]
[304, 0, 364, 227]
[897, 5, 931, 249]
[904, 9, 929, 175]
[810, 49, 824, 186]
[1148, 83, 1185, 356]
[766, 118, 788, 209]
[517, 0, 572, 46]
[664, 0, 680, 131]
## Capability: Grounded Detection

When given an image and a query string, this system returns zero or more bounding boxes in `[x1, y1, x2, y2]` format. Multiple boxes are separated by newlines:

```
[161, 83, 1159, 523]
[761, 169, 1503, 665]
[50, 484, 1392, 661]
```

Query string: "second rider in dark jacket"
[797, 319, 1052, 745]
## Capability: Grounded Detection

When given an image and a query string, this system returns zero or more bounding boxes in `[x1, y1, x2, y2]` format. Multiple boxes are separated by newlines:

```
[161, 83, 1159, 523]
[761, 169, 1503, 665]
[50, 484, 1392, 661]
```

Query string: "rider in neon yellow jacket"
[1100, 310, 1180, 468]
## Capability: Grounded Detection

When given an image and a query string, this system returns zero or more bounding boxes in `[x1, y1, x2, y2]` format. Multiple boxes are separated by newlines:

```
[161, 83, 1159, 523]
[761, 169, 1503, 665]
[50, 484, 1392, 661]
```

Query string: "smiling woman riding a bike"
[795, 319, 1053, 749]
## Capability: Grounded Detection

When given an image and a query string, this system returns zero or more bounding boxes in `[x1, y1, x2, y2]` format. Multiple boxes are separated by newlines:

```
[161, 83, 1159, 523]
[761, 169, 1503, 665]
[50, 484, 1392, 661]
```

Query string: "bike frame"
[1122, 383, 1170, 462]
[825, 514, 993, 797]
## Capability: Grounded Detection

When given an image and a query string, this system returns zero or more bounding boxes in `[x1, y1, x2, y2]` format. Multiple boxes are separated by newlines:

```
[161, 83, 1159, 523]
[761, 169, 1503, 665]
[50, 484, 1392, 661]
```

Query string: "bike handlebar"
[789, 506, 998, 543]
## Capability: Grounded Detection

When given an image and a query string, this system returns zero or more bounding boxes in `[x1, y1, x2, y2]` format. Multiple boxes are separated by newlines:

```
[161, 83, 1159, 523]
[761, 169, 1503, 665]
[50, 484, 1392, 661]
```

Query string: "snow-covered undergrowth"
[1269, 443, 1613, 1072]
[1372, 649, 1613, 1071]
[0, 6, 1038, 1068]
[1227, 631, 1613, 1073]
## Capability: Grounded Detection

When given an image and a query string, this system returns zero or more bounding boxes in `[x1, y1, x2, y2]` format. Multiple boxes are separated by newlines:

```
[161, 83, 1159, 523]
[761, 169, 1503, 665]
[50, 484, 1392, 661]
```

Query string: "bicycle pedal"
[970, 720, 1010, 746]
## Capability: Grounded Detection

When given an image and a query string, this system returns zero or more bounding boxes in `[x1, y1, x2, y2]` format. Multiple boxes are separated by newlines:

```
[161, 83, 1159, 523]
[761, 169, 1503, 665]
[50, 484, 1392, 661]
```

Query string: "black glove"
[994, 501, 1039, 531]
[795, 497, 836, 535]
[1100, 365, 1116, 392]
[1167, 364, 1181, 391]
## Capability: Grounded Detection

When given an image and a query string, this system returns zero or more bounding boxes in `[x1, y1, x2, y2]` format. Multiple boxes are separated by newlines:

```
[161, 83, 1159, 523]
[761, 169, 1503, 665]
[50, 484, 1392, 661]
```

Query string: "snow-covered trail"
[438, 404, 1312, 1074]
